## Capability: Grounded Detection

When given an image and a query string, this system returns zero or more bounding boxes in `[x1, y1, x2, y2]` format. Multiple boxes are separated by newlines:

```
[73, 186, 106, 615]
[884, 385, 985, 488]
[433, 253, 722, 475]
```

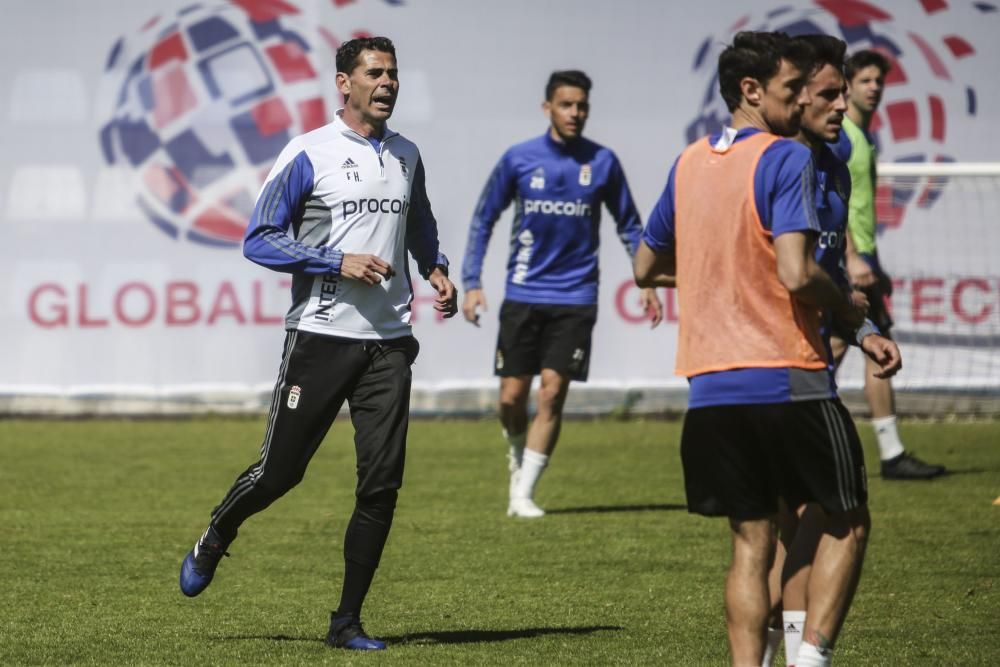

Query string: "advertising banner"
[2, 0, 998, 412]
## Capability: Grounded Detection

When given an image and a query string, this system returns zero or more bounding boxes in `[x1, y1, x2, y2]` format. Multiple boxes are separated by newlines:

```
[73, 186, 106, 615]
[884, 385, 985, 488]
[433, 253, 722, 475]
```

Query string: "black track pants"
[210, 330, 417, 538]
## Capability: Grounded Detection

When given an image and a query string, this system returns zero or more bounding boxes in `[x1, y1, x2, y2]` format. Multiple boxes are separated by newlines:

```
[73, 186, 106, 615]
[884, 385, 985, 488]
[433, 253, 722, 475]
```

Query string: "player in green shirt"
[831, 50, 946, 480]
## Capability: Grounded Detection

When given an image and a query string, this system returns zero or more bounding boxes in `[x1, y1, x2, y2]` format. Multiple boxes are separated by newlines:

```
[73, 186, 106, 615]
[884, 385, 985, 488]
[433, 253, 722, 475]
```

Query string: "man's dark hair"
[845, 49, 891, 81]
[336, 36, 396, 74]
[717, 31, 814, 112]
[545, 70, 592, 101]
[795, 34, 847, 74]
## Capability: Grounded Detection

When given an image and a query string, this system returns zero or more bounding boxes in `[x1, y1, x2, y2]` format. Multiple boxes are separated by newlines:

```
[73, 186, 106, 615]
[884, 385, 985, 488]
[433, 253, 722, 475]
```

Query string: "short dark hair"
[795, 34, 847, 75]
[845, 49, 891, 81]
[717, 31, 814, 112]
[336, 36, 396, 74]
[545, 70, 591, 101]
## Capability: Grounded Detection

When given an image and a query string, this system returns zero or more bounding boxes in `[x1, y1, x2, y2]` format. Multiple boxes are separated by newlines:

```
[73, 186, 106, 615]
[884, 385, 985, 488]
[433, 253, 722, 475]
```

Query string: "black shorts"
[860, 282, 894, 334]
[680, 399, 868, 520]
[494, 300, 597, 381]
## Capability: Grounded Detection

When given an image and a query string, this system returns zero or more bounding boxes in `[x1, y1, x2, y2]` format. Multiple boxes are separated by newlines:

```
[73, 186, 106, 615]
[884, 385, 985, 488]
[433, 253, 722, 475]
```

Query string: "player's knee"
[256, 469, 306, 500]
[499, 389, 527, 412]
[537, 379, 569, 409]
[825, 505, 871, 547]
[358, 487, 398, 511]
[729, 518, 776, 570]
[535, 390, 566, 417]
[499, 379, 530, 408]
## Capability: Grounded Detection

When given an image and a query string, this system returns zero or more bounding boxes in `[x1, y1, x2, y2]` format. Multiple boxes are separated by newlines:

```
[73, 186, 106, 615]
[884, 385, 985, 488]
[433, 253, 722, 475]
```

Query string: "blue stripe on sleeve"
[461, 153, 515, 291]
[243, 150, 344, 275]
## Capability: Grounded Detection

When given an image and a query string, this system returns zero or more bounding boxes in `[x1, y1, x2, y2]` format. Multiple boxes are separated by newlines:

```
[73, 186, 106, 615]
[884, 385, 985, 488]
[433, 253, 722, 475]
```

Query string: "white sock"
[762, 626, 783, 667]
[503, 429, 526, 471]
[872, 415, 905, 461]
[795, 641, 832, 667]
[513, 449, 548, 499]
[782, 611, 806, 666]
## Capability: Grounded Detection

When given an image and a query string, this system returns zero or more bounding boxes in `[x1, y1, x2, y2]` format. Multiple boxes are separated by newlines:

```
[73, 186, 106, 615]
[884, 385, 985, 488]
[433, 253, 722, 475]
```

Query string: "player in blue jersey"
[461, 70, 662, 518]
[760, 34, 899, 667]
[635, 32, 900, 666]
[177, 37, 457, 652]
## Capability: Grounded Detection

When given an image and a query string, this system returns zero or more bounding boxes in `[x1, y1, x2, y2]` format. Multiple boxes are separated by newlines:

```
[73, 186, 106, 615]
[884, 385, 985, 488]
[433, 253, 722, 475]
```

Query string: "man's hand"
[341, 254, 394, 285]
[640, 288, 664, 328]
[849, 288, 869, 313]
[860, 334, 902, 379]
[429, 267, 458, 318]
[834, 289, 868, 332]
[847, 252, 876, 288]
[462, 288, 487, 326]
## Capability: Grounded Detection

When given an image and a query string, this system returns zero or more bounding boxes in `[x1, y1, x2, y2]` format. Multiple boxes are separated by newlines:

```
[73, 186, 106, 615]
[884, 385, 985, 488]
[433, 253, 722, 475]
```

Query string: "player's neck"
[846, 104, 871, 131]
[548, 127, 580, 146]
[730, 107, 770, 133]
[341, 108, 386, 139]
[796, 131, 824, 156]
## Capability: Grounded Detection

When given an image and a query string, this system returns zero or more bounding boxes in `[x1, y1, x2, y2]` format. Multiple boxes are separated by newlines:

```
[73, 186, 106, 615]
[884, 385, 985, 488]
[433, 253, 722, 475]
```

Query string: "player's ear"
[542, 99, 552, 120]
[336, 71, 351, 99]
[740, 76, 762, 106]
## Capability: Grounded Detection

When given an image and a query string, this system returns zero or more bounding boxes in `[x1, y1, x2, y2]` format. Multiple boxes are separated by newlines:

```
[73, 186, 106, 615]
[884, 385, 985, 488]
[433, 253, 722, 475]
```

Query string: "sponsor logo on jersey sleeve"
[512, 229, 534, 285]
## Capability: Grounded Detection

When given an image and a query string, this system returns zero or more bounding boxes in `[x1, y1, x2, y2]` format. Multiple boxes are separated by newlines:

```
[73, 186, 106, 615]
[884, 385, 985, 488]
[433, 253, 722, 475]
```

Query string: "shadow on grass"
[936, 467, 989, 476]
[221, 624, 623, 646]
[218, 634, 319, 643]
[546, 503, 686, 515]
[877, 467, 988, 480]
[385, 624, 623, 645]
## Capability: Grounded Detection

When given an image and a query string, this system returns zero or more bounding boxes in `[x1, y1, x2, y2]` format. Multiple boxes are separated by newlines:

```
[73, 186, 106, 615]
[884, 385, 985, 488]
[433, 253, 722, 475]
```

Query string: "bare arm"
[633, 240, 676, 288]
[844, 228, 876, 288]
[774, 231, 865, 329]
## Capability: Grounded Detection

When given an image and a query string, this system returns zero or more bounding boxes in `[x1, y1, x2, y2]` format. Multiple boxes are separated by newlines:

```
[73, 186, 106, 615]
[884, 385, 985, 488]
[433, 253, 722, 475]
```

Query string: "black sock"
[334, 559, 377, 621]
[207, 522, 237, 546]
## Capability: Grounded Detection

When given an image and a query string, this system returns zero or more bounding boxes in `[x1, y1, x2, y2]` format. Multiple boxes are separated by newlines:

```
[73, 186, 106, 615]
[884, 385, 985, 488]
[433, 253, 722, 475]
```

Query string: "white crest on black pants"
[287, 385, 301, 409]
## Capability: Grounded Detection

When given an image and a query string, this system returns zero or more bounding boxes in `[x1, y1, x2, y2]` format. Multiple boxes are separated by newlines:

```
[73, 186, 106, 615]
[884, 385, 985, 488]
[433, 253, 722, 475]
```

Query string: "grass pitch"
[1, 417, 998, 665]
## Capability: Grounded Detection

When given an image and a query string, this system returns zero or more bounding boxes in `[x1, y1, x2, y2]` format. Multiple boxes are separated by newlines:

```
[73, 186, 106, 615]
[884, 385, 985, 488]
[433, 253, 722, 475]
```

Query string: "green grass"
[1, 418, 997, 665]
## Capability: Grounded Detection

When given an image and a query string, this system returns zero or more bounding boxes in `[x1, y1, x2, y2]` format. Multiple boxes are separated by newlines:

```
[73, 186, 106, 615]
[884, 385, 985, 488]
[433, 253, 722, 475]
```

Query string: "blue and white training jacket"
[243, 110, 448, 340]
[461, 132, 642, 305]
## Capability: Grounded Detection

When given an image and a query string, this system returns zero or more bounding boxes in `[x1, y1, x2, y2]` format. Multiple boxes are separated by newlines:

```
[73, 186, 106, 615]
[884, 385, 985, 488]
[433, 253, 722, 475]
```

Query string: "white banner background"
[2, 0, 998, 412]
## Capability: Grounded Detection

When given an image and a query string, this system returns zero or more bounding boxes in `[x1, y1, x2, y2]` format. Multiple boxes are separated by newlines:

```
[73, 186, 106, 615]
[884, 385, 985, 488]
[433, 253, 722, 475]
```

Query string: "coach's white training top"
[242, 110, 448, 340]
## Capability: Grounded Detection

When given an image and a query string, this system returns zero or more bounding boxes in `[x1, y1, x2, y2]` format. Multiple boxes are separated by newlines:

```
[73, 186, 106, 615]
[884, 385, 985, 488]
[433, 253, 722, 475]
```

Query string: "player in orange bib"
[634, 32, 901, 667]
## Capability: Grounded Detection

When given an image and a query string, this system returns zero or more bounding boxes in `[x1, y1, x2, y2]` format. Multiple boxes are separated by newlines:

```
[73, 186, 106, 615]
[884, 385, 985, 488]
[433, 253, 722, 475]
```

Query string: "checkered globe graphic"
[99, 1, 331, 247]
[685, 0, 992, 231]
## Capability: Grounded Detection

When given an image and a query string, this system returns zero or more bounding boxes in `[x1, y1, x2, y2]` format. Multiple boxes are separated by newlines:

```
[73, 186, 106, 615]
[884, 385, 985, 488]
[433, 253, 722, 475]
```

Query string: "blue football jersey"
[813, 143, 852, 285]
[462, 132, 642, 305]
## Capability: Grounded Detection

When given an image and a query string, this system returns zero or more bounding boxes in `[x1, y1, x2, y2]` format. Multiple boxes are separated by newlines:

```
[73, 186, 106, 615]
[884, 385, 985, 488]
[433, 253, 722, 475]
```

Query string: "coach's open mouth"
[373, 93, 395, 110]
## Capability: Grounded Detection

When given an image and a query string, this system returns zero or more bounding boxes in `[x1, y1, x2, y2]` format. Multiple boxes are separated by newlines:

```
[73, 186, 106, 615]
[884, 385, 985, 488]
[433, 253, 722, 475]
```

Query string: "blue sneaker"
[325, 614, 386, 651]
[179, 525, 230, 597]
